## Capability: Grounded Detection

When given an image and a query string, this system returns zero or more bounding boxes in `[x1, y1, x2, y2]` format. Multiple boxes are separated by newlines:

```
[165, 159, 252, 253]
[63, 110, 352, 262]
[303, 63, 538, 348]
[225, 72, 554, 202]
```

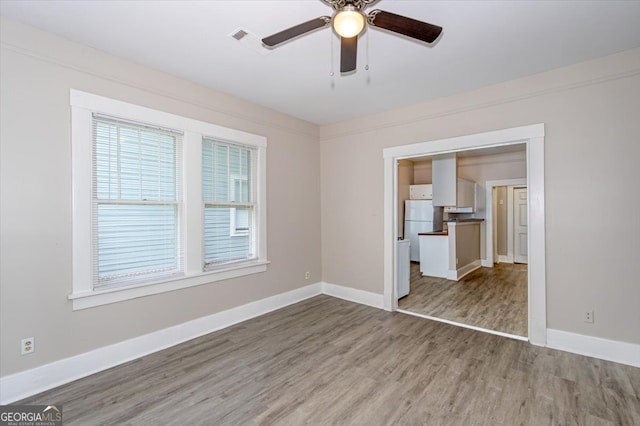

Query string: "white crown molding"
[321, 48, 640, 140]
[0, 18, 319, 139]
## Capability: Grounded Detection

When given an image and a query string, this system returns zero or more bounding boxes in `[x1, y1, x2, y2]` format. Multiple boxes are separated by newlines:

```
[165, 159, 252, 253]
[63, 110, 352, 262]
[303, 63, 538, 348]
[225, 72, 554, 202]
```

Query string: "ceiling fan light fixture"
[332, 6, 365, 38]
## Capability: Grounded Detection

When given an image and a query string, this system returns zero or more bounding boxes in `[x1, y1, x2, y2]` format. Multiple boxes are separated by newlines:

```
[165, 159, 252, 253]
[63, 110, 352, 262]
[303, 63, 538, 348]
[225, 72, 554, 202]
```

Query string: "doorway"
[487, 180, 528, 265]
[398, 171, 528, 340]
[382, 124, 547, 346]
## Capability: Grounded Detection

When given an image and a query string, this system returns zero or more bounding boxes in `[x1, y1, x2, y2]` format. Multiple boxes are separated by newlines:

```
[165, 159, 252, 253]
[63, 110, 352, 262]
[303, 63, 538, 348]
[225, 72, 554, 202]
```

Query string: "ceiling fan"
[262, 0, 443, 73]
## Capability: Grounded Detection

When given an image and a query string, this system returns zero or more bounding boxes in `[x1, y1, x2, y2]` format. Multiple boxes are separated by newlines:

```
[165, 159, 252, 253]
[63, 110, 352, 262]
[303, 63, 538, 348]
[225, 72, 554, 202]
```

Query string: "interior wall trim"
[0, 19, 318, 138]
[3, 285, 637, 404]
[0, 281, 384, 404]
[447, 260, 482, 281]
[382, 123, 547, 346]
[546, 329, 640, 368]
[321, 49, 640, 140]
[321, 282, 385, 309]
[485, 178, 527, 265]
[0, 283, 324, 405]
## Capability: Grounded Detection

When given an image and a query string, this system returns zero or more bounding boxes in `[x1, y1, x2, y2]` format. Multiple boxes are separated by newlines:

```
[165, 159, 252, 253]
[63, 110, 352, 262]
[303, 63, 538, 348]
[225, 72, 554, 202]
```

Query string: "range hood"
[444, 206, 474, 213]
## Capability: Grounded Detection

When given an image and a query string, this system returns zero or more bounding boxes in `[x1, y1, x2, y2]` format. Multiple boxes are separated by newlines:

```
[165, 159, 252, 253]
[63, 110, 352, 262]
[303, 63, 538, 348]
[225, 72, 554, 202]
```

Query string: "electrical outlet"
[584, 310, 594, 323]
[305, 271, 310, 280]
[21, 337, 34, 355]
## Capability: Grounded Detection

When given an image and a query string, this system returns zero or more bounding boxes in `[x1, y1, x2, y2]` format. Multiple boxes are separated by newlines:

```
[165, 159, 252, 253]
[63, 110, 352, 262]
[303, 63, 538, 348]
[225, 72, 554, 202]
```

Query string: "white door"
[514, 187, 528, 264]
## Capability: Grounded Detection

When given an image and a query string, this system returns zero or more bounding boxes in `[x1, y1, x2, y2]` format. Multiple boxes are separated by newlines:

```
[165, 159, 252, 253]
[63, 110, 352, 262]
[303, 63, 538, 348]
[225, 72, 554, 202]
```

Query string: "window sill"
[68, 260, 269, 310]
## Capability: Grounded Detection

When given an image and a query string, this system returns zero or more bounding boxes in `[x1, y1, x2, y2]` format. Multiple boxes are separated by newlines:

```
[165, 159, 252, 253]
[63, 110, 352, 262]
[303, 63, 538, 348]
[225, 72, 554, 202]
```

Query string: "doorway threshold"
[396, 308, 528, 342]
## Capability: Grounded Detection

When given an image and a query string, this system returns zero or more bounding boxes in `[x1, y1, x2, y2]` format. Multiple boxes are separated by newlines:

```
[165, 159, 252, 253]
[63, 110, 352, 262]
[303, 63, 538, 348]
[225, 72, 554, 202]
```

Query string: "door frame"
[512, 186, 529, 264]
[383, 123, 547, 346]
[485, 180, 527, 266]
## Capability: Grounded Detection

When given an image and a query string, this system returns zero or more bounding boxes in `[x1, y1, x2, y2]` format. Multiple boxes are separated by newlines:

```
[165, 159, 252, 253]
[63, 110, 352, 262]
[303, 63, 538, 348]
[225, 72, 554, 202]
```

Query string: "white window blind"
[202, 139, 256, 268]
[92, 114, 183, 288]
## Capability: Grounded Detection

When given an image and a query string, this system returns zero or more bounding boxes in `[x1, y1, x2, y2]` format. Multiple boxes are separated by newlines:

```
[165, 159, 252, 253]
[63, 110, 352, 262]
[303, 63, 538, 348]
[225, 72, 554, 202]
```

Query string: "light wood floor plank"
[17, 295, 640, 425]
[399, 262, 528, 336]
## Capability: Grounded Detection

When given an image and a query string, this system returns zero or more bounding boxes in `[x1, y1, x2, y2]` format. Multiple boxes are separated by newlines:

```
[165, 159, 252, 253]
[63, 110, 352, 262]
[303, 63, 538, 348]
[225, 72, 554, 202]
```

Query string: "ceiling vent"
[231, 29, 248, 41]
[229, 28, 271, 56]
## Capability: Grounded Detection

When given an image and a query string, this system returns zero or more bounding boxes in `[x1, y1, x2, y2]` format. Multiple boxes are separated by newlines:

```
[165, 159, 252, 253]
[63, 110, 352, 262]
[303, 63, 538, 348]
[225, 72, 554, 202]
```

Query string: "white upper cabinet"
[432, 153, 457, 206]
[409, 184, 433, 200]
[432, 153, 476, 211]
[456, 178, 476, 209]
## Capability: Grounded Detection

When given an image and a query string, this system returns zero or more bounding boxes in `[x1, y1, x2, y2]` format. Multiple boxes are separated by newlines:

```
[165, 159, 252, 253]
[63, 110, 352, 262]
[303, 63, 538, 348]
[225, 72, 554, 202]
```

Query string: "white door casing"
[383, 123, 546, 346]
[486, 180, 527, 266]
[492, 187, 498, 263]
[514, 187, 528, 264]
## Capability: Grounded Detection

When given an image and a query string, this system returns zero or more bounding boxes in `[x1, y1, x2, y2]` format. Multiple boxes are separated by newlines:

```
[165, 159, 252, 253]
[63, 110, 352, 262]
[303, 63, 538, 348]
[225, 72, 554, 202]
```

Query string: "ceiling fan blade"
[340, 36, 358, 73]
[368, 10, 442, 43]
[262, 17, 331, 47]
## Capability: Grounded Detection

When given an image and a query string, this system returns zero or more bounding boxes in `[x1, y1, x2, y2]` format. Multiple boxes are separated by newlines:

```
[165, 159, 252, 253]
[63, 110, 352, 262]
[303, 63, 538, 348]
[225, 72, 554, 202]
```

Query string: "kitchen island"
[419, 219, 483, 281]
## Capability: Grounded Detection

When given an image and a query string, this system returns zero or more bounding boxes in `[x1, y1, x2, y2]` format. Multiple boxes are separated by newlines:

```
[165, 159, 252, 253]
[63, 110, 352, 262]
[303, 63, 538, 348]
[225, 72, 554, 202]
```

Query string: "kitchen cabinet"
[419, 233, 449, 278]
[457, 179, 475, 208]
[432, 153, 457, 206]
[432, 153, 476, 210]
[444, 179, 476, 213]
[409, 184, 433, 200]
[419, 221, 482, 281]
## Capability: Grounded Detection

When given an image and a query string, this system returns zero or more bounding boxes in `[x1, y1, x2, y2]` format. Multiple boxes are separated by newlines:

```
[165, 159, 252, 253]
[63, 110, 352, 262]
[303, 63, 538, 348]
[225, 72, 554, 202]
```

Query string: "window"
[93, 115, 183, 288]
[71, 90, 268, 310]
[202, 140, 255, 268]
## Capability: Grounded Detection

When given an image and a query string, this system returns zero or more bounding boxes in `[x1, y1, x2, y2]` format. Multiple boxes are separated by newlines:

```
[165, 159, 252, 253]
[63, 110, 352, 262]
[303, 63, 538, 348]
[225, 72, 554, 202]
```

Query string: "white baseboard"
[447, 260, 481, 281]
[481, 259, 493, 268]
[497, 255, 513, 264]
[0, 283, 323, 404]
[546, 329, 640, 368]
[321, 282, 384, 309]
[0, 281, 387, 404]
[17, 282, 638, 404]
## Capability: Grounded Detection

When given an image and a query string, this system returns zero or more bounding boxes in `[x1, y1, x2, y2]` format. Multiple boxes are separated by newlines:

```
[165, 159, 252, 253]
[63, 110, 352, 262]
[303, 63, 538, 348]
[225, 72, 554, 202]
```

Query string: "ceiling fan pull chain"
[329, 29, 335, 77]
[365, 28, 370, 71]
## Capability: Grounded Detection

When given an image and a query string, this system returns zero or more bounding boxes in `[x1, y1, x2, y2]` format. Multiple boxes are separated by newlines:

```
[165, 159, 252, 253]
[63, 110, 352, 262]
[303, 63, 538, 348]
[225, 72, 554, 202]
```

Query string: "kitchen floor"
[398, 262, 528, 337]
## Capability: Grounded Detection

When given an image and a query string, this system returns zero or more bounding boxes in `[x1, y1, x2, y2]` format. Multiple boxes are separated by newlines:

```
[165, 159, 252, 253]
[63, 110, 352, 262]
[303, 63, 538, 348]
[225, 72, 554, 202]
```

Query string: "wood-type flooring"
[19, 295, 639, 425]
[399, 262, 528, 337]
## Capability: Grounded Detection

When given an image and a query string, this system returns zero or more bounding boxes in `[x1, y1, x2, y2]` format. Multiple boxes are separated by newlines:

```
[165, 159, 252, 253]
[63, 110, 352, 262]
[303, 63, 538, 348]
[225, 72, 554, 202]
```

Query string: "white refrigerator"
[404, 200, 439, 262]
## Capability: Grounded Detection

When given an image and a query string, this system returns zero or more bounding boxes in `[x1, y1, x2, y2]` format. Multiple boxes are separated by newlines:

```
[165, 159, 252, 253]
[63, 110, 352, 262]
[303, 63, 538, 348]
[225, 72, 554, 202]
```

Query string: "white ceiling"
[2, 1, 640, 125]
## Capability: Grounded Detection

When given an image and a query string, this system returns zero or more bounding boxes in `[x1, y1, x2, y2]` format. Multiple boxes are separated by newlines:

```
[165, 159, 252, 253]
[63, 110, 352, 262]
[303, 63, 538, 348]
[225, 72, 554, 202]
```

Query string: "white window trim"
[70, 89, 268, 310]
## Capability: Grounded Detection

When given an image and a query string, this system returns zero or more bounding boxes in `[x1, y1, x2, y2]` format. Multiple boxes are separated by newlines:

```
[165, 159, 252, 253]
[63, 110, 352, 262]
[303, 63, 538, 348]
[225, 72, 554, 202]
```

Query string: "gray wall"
[0, 19, 322, 376]
[320, 48, 640, 345]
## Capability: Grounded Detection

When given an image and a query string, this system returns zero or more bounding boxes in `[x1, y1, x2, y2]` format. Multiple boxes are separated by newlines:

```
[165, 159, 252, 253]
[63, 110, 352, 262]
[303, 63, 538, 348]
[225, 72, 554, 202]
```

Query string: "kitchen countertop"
[418, 231, 448, 236]
[445, 218, 485, 222]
